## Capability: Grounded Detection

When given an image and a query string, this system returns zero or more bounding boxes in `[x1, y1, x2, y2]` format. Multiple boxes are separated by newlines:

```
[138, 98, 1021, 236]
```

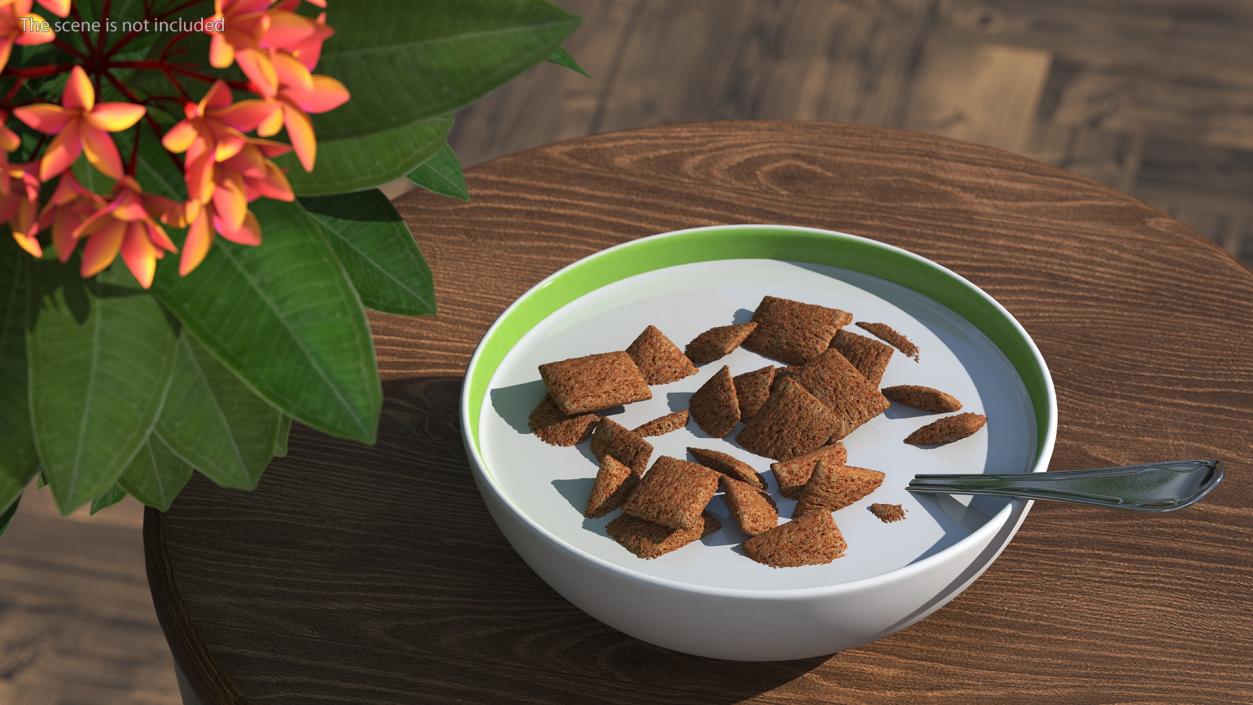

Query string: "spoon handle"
[908, 460, 1223, 512]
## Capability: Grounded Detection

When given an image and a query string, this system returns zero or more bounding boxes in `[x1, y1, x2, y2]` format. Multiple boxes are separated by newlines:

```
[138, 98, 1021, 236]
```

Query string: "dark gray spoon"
[907, 459, 1223, 511]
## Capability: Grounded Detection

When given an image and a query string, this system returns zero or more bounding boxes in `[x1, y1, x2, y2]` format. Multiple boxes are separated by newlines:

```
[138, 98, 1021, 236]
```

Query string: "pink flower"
[180, 138, 293, 275]
[0, 162, 42, 256]
[256, 74, 349, 170]
[0, 113, 20, 197]
[13, 66, 147, 180]
[0, 0, 55, 74]
[72, 177, 180, 288]
[38, 171, 105, 263]
[163, 80, 275, 178]
[206, 0, 320, 98]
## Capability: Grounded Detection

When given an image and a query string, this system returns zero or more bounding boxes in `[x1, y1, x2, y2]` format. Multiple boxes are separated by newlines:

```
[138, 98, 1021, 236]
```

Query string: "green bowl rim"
[460, 224, 1058, 597]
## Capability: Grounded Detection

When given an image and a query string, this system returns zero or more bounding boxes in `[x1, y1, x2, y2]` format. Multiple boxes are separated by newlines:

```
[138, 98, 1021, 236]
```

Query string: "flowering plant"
[0, 0, 581, 530]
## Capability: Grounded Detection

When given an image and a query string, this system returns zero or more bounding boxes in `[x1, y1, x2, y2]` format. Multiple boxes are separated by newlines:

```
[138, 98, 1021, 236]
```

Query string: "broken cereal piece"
[627, 325, 698, 384]
[607, 513, 720, 559]
[689, 365, 740, 437]
[732, 365, 777, 419]
[623, 456, 719, 530]
[742, 512, 846, 568]
[633, 409, 689, 437]
[688, 447, 765, 489]
[856, 321, 920, 362]
[869, 503, 907, 523]
[831, 329, 894, 386]
[781, 348, 889, 440]
[736, 376, 839, 460]
[722, 476, 778, 536]
[585, 456, 639, 518]
[539, 351, 652, 415]
[685, 322, 758, 365]
[883, 385, 962, 413]
[905, 412, 987, 445]
[590, 417, 653, 476]
[743, 295, 853, 365]
[770, 443, 847, 499]
[528, 395, 600, 447]
[793, 461, 885, 518]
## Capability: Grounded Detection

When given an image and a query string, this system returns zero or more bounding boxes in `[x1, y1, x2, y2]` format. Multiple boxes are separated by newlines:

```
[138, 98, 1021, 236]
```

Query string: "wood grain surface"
[147, 122, 1253, 705]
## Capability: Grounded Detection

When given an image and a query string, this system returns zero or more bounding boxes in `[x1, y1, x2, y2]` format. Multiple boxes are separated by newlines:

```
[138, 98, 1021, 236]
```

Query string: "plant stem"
[128, 118, 142, 171]
[104, 28, 146, 59]
[96, 0, 113, 59]
[5, 64, 75, 78]
[109, 60, 247, 91]
[155, 0, 206, 21]
[0, 78, 26, 105]
[163, 66, 193, 101]
[50, 37, 88, 61]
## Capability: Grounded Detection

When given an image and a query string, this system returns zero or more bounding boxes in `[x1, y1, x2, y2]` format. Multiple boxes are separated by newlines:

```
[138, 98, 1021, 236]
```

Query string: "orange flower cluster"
[0, 0, 349, 288]
[0, 0, 64, 74]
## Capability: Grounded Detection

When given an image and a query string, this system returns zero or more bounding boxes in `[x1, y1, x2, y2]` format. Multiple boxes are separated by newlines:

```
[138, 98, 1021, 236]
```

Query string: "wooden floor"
[3, 2, 1251, 703]
[451, 0, 1253, 265]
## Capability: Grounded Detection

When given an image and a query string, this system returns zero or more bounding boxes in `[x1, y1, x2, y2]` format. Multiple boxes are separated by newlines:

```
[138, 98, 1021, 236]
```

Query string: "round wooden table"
[146, 122, 1253, 705]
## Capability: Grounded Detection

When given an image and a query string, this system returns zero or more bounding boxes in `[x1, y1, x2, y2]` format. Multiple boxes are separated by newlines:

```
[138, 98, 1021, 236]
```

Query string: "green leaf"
[119, 433, 193, 511]
[27, 263, 179, 514]
[316, 0, 580, 139]
[0, 494, 20, 537]
[90, 484, 127, 515]
[546, 46, 589, 76]
[155, 334, 280, 490]
[152, 199, 381, 443]
[0, 244, 37, 513]
[300, 191, 435, 315]
[406, 143, 470, 201]
[280, 115, 452, 197]
[273, 415, 292, 458]
[72, 158, 117, 198]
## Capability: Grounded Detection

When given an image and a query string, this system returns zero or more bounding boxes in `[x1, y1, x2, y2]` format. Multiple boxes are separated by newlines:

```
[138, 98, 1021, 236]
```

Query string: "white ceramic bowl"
[461, 225, 1057, 660]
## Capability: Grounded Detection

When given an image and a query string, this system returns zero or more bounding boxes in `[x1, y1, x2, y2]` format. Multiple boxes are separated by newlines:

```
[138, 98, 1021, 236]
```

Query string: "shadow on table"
[210, 376, 832, 704]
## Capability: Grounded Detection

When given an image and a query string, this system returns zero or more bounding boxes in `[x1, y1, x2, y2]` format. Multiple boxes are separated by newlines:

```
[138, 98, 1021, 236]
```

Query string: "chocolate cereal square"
[685, 322, 757, 365]
[793, 461, 885, 518]
[782, 348, 889, 440]
[882, 385, 962, 413]
[633, 409, 689, 437]
[735, 377, 839, 460]
[742, 512, 846, 568]
[607, 513, 720, 559]
[722, 476, 778, 536]
[856, 321, 919, 361]
[585, 455, 639, 518]
[904, 412, 987, 446]
[830, 329, 893, 386]
[732, 365, 777, 419]
[770, 442, 847, 499]
[689, 365, 740, 437]
[590, 417, 653, 476]
[627, 325, 698, 384]
[623, 456, 719, 530]
[742, 296, 852, 365]
[528, 395, 600, 447]
[539, 351, 652, 415]
[687, 447, 765, 489]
